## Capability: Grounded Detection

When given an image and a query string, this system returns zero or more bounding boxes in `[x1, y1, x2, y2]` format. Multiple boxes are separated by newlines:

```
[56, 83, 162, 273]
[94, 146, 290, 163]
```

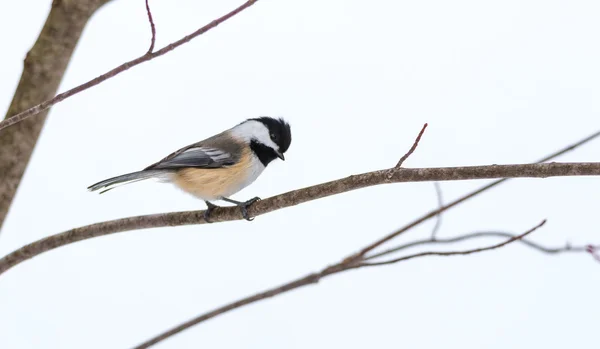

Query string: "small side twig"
[364, 230, 596, 262]
[354, 123, 429, 263]
[430, 182, 444, 239]
[360, 220, 547, 267]
[395, 123, 428, 168]
[587, 245, 600, 262]
[145, 0, 156, 54]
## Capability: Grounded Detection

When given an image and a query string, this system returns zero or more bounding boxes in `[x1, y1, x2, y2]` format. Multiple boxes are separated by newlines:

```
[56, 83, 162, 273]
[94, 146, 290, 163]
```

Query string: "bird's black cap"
[251, 116, 292, 154]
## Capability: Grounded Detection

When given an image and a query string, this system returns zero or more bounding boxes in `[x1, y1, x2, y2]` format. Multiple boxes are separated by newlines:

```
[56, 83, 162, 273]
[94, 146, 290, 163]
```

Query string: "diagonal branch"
[0, 0, 261, 132]
[365, 231, 599, 261]
[360, 219, 547, 267]
[131, 220, 547, 349]
[131, 272, 324, 349]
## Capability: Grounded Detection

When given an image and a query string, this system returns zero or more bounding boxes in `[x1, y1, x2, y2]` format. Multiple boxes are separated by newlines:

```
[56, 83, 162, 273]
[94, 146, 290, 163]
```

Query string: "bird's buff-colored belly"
[172, 150, 261, 201]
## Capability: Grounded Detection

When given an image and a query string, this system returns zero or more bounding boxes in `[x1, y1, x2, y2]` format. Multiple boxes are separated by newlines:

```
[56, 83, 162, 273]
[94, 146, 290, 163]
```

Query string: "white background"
[1, 0, 599, 348]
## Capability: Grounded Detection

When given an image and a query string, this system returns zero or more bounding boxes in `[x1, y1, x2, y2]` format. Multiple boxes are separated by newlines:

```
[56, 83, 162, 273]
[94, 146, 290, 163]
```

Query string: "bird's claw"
[239, 197, 260, 221]
[204, 201, 218, 223]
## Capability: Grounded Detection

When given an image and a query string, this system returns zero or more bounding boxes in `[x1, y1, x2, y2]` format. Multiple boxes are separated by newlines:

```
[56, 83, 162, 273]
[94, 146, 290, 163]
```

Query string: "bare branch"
[131, 272, 325, 349]
[587, 245, 600, 263]
[131, 220, 546, 348]
[145, 0, 156, 54]
[430, 182, 443, 239]
[351, 128, 600, 265]
[1, 127, 599, 278]
[361, 215, 546, 266]
[2, 162, 600, 276]
[351, 129, 600, 258]
[360, 220, 546, 267]
[364, 229, 596, 262]
[0, 0, 260, 132]
[395, 123, 428, 168]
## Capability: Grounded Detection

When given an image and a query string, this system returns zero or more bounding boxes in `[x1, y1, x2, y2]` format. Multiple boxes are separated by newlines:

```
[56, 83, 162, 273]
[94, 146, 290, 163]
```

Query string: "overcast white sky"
[1, 0, 599, 348]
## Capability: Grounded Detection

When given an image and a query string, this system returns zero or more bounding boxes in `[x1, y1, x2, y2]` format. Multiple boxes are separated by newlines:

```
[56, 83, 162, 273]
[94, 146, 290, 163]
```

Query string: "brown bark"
[1, 161, 600, 277]
[0, 0, 112, 231]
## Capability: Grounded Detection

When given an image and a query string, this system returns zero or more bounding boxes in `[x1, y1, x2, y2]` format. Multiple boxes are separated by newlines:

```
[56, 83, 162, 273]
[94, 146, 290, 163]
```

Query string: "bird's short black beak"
[276, 150, 285, 161]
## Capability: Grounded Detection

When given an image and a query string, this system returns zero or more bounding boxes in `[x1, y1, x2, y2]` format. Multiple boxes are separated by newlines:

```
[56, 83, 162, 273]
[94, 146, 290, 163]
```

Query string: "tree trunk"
[0, 0, 112, 232]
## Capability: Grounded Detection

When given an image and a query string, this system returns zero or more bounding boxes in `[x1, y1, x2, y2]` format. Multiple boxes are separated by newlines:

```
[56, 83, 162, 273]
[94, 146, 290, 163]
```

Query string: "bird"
[87, 116, 291, 222]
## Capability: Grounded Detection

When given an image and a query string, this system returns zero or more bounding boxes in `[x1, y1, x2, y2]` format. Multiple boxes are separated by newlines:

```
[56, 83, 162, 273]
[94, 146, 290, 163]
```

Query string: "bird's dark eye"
[270, 133, 278, 141]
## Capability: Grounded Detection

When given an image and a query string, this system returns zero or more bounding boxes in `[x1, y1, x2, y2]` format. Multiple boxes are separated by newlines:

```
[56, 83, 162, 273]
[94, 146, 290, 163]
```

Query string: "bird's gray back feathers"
[88, 131, 244, 193]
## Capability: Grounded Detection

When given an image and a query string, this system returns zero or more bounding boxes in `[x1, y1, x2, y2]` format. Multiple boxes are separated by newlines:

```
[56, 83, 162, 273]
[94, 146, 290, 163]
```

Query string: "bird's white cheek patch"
[231, 120, 279, 151]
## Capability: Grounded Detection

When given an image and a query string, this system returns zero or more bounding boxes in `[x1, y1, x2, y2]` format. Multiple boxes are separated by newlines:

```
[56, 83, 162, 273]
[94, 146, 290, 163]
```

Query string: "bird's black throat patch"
[250, 140, 279, 167]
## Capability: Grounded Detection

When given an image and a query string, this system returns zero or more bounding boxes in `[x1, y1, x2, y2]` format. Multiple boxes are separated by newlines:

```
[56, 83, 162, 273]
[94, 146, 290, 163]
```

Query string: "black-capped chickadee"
[88, 116, 292, 222]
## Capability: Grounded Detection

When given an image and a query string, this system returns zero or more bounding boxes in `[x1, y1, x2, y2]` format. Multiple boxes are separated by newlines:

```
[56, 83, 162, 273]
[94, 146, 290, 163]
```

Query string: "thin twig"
[364, 231, 597, 261]
[395, 123, 428, 168]
[145, 0, 156, 54]
[354, 123, 429, 261]
[430, 182, 443, 239]
[360, 220, 546, 267]
[0, 0, 260, 131]
[131, 220, 547, 348]
[587, 245, 600, 262]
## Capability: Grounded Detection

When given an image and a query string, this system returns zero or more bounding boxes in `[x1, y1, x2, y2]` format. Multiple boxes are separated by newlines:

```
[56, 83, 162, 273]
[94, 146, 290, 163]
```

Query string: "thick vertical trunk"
[0, 0, 112, 232]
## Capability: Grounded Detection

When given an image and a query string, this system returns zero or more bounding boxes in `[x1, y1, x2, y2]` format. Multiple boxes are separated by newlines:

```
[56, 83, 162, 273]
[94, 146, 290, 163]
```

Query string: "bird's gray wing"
[144, 146, 236, 170]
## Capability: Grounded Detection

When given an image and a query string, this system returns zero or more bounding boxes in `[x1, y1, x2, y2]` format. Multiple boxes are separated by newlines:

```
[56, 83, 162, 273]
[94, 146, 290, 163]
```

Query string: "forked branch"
[361, 220, 548, 267]
[365, 231, 599, 261]
[0, 0, 261, 132]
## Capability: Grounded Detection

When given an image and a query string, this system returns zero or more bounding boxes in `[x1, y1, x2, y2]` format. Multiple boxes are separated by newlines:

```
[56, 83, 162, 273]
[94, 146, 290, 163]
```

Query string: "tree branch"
[0, 0, 260, 133]
[1, 161, 599, 276]
[361, 220, 547, 267]
[430, 182, 444, 239]
[348, 160, 600, 258]
[349, 129, 600, 260]
[0, 0, 113, 233]
[131, 272, 324, 349]
[364, 231, 599, 261]
[131, 220, 547, 349]
[365, 129, 600, 263]
[145, 0, 156, 54]
[1, 124, 599, 276]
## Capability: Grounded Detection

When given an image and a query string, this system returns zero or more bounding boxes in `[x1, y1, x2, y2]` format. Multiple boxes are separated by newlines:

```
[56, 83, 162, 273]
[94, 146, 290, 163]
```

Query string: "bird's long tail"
[87, 170, 171, 194]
